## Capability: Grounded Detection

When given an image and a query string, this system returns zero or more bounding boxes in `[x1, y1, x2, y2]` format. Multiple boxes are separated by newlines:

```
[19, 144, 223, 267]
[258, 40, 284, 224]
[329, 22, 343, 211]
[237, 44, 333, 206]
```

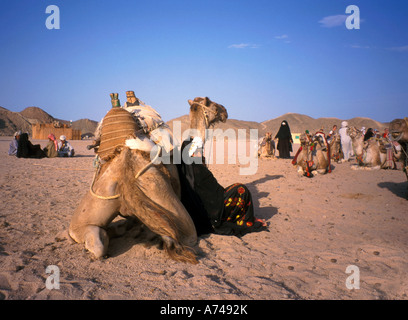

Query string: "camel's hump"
[98, 107, 139, 161]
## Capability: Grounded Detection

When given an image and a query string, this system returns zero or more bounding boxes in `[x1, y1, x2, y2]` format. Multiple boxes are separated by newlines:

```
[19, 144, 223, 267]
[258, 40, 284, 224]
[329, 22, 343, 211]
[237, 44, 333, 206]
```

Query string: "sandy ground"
[0, 137, 407, 300]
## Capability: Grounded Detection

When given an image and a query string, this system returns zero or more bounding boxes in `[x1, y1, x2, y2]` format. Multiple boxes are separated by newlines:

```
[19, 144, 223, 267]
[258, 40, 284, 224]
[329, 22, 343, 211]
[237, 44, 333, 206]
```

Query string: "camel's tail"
[162, 236, 198, 264]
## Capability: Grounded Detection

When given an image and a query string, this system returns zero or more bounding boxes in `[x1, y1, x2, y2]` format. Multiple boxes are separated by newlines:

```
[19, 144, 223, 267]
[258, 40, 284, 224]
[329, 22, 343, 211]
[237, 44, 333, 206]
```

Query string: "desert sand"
[0, 137, 407, 300]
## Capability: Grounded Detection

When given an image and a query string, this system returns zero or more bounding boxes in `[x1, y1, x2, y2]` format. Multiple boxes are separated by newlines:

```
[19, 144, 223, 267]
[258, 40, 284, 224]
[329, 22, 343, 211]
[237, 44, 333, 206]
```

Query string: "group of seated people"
[8, 131, 75, 158]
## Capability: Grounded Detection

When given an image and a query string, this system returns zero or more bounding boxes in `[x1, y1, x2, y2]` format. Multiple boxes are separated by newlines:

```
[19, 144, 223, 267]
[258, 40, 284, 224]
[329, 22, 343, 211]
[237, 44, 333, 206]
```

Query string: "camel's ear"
[188, 99, 194, 106]
[203, 97, 210, 106]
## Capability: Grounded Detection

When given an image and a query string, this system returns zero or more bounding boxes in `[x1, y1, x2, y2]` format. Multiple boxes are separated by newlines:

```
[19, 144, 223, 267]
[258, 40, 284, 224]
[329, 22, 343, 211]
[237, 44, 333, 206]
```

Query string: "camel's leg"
[69, 191, 120, 259]
[119, 189, 198, 264]
[121, 150, 197, 246]
[163, 163, 181, 199]
[136, 169, 197, 247]
[117, 150, 198, 263]
[84, 225, 109, 259]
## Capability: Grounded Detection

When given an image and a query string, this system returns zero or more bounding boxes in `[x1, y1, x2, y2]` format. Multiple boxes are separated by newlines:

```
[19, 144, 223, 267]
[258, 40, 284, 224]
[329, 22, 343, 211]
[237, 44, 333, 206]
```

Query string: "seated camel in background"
[292, 133, 331, 177]
[69, 95, 228, 263]
[389, 118, 408, 181]
[328, 133, 344, 163]
[348, 126, 401, 170]
[257, 132, 276, 159]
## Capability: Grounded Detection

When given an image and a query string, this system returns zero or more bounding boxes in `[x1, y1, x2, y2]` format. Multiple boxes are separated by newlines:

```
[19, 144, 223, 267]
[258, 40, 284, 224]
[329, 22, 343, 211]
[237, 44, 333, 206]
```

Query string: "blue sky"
[0, 0, 407, 123]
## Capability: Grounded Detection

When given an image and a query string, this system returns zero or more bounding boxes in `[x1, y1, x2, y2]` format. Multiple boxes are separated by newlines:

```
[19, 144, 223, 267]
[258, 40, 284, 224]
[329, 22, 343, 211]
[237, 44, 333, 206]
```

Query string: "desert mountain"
[260, 113, 388, 136]
[166, 112, 389, 140]
[0, 106, 98, 137]
[0, 107, 33, 136]
[1, 105, 389, 138]
[19, 107, 55, 124]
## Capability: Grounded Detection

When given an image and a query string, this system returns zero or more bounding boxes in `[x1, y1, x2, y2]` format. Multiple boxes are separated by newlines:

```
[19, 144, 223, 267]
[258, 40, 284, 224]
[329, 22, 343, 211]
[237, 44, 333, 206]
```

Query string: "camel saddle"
[97, 107, 140, 161]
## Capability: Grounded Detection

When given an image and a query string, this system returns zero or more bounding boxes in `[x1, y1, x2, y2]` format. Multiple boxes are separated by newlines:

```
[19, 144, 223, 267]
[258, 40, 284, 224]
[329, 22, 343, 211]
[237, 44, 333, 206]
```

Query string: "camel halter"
[194, 101, 219, 128]
[89, 146, 162, 200]
[189, 101, 219, 163]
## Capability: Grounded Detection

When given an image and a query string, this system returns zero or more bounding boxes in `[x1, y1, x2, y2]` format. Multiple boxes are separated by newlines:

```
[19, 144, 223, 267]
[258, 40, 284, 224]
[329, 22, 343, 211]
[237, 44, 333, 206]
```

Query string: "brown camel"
[188, 97, 228, 143]
[292, 133, 331, 177]
[258, 132, 276, 159]
[328, 133, 344, 163]
[389, 118, 408, 181]
[69, 96, 228, 263]
[348, 126, 401, 170]
[390, 118, 408, 143]
[347, 126, 365, 162]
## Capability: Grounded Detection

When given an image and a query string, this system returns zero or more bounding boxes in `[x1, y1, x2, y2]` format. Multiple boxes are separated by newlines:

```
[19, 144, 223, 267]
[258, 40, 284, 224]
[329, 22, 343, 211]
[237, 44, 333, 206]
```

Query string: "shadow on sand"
[246, 174, 283, 221]
[378, 181, 408, 200]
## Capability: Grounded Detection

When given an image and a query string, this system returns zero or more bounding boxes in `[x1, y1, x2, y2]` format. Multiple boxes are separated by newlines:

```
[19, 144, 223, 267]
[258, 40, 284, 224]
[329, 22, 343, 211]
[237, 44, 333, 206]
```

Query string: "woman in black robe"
[364, 128, 375, 141]
[176, 139, 267, 237]
[274, 120, 293, 159]
[17, 133, 46, 159]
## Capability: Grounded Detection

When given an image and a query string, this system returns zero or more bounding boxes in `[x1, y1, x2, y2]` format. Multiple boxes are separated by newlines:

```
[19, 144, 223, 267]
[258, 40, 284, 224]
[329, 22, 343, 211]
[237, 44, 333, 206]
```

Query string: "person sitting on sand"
[8, 130, 21, 156]
[58, 135, 75, 157]
[17, 133, 46, 159]
[177, 138, 267, 237]
[43, 133, 59, 158]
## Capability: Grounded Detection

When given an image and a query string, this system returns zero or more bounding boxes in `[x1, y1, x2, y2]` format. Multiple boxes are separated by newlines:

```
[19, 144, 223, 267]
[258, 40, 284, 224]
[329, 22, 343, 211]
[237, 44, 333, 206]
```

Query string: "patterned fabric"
[223, 183, 255, 227]
[384, 145, 394, 169]
[217, 183, 266, 236]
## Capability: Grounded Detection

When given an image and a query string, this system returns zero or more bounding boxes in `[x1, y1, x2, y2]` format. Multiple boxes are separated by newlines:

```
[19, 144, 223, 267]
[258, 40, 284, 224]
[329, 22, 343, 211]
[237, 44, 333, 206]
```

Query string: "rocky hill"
[260, 113, 388, 136]
[0, 107, 33, 136]
[166, 112, 389, 140]
[19, 107, 55, 124]
[0, 105, 389, 139]
[0, 106, 98, 137]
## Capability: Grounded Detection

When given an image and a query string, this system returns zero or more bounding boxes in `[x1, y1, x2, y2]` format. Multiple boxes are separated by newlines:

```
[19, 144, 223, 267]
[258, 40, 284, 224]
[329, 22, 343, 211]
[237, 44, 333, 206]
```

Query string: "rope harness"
[195, 101, 219, 129]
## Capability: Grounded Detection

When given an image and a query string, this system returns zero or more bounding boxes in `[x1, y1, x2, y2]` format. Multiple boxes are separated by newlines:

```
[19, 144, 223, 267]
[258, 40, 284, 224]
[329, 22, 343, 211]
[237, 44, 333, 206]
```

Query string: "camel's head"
[389, 118, 408, 143]
[331, 133, 341, 144]
[312, 134, 326, 150]
[299, 133, 310, 146]
[347, 126, 362, 140]
[188, 97, 228, 126]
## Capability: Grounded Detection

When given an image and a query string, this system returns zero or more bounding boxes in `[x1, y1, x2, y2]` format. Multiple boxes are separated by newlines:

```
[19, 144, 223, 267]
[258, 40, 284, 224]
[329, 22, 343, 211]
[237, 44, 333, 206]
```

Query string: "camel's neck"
[352, 134, 363, 144]
[189, 110, 207, 141]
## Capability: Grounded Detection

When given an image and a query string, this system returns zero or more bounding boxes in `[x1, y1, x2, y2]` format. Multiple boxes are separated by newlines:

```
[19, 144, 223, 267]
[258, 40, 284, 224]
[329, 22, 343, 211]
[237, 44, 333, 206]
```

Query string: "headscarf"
[364, 128, 374, 141]
[14, 130, 22, 139]
[48, 133, 58, 151]
[275, 120, 292, 140]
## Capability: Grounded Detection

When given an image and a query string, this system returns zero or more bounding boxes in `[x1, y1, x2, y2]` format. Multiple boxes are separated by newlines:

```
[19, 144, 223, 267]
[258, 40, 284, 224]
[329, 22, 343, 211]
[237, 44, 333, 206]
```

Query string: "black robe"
[364, 128, 375, 141]
[274, 120, 293, 159]
[176, 139, 267, 237]
[17, 133, 46, 159]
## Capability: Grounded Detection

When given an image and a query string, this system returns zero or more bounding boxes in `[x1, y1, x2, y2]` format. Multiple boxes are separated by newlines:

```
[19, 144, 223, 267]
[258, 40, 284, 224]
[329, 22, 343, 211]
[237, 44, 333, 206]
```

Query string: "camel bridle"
[193, 101, 220, 128]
